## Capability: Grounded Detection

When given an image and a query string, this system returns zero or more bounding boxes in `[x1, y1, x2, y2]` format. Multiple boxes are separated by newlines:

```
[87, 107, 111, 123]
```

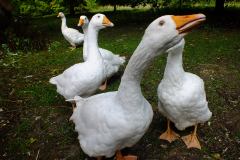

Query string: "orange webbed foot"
[115, 151, 138, 160]
[159, 119, 179, 143]
[181, 125, 201, 149]
[159, 129, 180, 143]
[123, 155, 138, 160]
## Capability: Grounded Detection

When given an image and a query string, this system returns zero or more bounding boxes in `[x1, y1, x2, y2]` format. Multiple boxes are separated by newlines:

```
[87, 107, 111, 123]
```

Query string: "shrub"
[84, 0, 98, 11]
[50, 0, 65, 13]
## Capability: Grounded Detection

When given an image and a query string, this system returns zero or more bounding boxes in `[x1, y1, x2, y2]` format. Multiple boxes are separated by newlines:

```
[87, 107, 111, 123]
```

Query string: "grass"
[1, 8, 240, 160]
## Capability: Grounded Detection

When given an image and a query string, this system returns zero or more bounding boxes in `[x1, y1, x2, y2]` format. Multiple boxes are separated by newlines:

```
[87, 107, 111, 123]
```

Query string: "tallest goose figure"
[70, 14, 206, 159]
[158, 15, 212, 149]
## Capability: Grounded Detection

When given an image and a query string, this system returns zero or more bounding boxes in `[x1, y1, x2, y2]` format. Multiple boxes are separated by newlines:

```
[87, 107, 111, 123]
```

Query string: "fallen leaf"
[35, 116, 41, 121]
[211, 153, 221, 159]
[29, 137, 37, 144]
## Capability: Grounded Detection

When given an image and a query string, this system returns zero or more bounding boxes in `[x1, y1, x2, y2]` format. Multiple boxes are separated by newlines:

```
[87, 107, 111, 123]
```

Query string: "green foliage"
[50, 0, 65, 13]
[35, 0, 51, 16]
[12, 0, 66, 16]
[1, 44, 12, 54]
[98, 0, 145, 6]
[10, 0, 240, 16]
[19, 2, 35, 15]
[17, 0, 50, 16]
[16, 119, 32, 134]
[8, 138, 29, 155]
[48, 41, 62, 52]
[84, 0, 98, 11]
[2, 31, 46, 53]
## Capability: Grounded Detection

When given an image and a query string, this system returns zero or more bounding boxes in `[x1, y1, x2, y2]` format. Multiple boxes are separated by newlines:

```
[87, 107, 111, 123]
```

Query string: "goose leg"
[96, 157, 103, 160]
[159, 119, 179, 143]
[99, 80, 107, 91]
[181, 124, 201, 149]
[115, 150, 137, 160]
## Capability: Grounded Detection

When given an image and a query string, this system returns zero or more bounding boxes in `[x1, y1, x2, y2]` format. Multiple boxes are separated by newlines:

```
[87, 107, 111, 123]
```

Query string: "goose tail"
[66, 95, 84, 103]
[49, 77, 57, 85]
[119, 56, 126, 65]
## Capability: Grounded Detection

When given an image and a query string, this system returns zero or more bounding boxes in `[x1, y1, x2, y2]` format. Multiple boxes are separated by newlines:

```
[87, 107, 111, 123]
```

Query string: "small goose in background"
[57, 12, 84, 49]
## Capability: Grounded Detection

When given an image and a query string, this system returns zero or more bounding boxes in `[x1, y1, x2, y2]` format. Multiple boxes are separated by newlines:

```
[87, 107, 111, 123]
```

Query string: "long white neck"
[86, 24, 102, 62]
[82, 24, 88, 61]
[163, 42, 185, 86]
[61, 17, 67, 30]
[117, 37, 164, 109]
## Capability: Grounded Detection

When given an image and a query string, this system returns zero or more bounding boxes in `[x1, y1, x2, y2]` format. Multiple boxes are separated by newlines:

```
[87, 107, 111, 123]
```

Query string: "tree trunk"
[69, 0, 75, 16]
[113, 1, 116, 12]
[114, 4, 116, 12]
[215, 0, 224, 12]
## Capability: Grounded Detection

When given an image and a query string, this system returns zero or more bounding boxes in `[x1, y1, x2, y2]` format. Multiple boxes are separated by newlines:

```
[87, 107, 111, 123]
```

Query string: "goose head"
[57, 12, 65, 18]
[78, 15, 89, 27]
[143, 13, 205, 54]
[89, 13, 114, 30]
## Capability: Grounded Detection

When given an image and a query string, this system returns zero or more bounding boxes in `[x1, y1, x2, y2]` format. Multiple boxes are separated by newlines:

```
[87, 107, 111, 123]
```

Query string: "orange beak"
[102, 16, 114, 27]
[172, 14, 206, 34]
[78, 18, 84, 26]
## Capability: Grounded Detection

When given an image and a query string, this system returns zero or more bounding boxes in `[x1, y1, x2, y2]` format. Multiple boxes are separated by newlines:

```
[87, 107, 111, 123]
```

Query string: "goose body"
[50, 14, 113, 99]
[49, 60, 104, 99]
[158, 39, 212, 131]
[69, 14, 197, 159]
[79, 16, 125, 79]
[70, 91, 153, 157]
[58, 12, 84, 48]
[157, 28, 212, 149]
[98, 48, 126, 78]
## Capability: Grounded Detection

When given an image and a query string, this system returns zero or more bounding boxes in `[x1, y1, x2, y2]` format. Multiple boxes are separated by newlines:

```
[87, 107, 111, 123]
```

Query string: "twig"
[52, 105, 71, 109]
[4, 109, 21, 113]
[35, 149, 40, 160]
[1, 99, 21, 102]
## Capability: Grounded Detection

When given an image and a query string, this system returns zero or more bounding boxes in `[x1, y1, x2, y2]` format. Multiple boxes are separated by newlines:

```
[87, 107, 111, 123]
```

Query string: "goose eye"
[159, 20, 165, 26]
[97, 15, 100, 18]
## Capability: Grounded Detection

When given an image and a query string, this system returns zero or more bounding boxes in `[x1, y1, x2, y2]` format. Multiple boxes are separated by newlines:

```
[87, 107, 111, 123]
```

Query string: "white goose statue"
[57, 12, 84, 49]
[50, 14, 113, 107]
[78, 15, 126, 90]
[68, 14, 203, 160]
[157, 14, 212, 149]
